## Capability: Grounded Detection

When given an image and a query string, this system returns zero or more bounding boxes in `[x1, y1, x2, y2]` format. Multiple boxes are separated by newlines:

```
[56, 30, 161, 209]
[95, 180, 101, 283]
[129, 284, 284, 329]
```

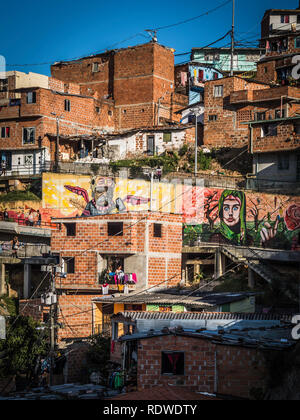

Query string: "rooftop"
[93, 290, 256, 309]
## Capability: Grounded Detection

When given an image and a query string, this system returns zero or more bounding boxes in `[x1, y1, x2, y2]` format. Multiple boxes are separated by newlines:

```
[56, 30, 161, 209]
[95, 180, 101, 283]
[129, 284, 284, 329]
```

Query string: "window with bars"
[237, 111, 252, 122]
[209, 115, 218, 122]
[213, 85, 223, 98]
[64, 99, 71, 112]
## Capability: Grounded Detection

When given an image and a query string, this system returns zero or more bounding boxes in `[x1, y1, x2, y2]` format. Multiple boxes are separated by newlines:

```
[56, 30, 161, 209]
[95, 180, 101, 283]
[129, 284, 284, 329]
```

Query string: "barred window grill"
[237, 110, 252, 122]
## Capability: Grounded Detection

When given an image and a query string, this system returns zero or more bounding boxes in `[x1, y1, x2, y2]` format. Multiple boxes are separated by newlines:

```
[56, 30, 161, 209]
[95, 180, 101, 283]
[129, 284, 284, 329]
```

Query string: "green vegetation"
[0, 295, 18, 317]
[0, 316, 48, 380]
[86, 334, 111, 383]
[0, 190, 40, 203]
[109, 146, 213, 177]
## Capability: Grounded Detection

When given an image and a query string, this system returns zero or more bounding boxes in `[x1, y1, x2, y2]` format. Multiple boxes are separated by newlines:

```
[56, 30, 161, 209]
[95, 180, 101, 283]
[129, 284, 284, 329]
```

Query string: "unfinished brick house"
[203, 76, 270, 149]
[19, 211, 183, 342]
[51, 42, 188, 132]
[0, 72, 114, 181]
[110, 311, 294, 399]
[257, 4, 300, 85]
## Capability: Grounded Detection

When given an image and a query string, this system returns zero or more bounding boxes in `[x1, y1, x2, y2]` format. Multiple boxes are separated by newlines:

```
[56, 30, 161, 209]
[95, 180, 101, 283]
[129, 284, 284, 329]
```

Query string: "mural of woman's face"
[223, 198, 241, 227]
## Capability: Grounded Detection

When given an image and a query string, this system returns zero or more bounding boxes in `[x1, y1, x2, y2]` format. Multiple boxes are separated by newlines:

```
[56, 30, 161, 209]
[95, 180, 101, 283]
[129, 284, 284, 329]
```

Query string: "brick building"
[203, 76, 269, 148]
[51, 42, 188, 132]
[257, 4, 300, 85]
[0, 73, 114, 178]
[20, 211, 184, 342]
[110, 311, 294, 399]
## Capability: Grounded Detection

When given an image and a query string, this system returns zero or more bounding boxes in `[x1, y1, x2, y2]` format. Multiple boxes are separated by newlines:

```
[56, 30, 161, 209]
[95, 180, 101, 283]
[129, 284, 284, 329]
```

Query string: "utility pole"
[51, 113, 63, 170]
[230, 0, 235, 77]
[195, 112, 198, 177]
[49, 267, 56, 387]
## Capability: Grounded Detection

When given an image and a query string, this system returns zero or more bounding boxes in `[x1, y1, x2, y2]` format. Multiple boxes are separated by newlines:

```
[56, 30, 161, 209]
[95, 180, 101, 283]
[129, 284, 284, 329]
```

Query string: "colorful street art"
[0, 174, 288, 250]
[184, 189, 300, 251]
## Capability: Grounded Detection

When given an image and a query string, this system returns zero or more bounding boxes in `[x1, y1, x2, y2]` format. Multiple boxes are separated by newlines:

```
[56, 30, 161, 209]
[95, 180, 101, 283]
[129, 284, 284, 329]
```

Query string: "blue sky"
[1, 0, 298, 76]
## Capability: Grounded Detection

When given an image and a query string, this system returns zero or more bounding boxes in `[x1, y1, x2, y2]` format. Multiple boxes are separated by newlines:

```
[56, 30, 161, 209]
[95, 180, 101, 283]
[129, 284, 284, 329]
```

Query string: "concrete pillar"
[248, 268, 255, 289]
[23, 264, 32, 299]
[0, 263, 6, 295]
[215, 250, 226, 279]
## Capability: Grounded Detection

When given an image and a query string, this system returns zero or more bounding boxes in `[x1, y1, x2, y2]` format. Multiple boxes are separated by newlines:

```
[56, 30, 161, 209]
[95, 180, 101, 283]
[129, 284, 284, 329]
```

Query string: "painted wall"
[192, 51, 261, 73]
[146, 304, 186, 313]
[184, 188, 300, 250]
[3, 174, 294, 251]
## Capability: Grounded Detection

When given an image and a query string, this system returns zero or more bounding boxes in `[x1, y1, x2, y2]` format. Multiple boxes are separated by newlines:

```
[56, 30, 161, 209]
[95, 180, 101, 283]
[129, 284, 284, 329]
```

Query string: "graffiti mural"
[184, 189, 300, 250]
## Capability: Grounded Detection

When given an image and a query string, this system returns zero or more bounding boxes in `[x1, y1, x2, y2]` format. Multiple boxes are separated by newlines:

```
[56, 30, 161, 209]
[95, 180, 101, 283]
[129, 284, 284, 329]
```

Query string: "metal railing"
[0, 214, 58, 230]
[0, 242, 51, 258]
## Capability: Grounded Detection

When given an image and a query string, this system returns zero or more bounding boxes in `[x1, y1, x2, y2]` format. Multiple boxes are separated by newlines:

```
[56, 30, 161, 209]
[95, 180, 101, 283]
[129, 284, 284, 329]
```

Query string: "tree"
[0, 316, 48, 382]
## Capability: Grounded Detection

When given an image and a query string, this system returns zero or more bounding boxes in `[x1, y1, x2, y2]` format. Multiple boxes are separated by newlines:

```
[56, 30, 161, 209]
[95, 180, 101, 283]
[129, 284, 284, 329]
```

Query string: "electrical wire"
[150, 0, 232, 31]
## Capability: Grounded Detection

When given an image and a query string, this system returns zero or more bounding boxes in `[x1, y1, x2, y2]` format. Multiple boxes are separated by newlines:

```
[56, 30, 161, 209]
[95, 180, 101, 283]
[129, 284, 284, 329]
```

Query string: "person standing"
[36, 210, 42, 227]
[1, 160, 6, 176]
[3, 209, 9, 221]
[11, 236, 20, 257]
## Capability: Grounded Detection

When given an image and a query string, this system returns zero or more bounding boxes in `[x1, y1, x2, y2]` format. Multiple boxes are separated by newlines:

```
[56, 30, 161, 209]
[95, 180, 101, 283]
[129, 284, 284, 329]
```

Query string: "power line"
[150, 0, 232, 31]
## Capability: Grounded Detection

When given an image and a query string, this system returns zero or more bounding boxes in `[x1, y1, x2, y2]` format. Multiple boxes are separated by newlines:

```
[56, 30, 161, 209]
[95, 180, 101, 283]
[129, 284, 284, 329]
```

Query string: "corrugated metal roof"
[93, 291, 255, 308]
[113, 311, 293, 322]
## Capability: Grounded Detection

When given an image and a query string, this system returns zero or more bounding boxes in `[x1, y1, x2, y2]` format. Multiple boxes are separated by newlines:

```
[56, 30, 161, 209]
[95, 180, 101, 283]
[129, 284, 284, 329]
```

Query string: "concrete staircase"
[220, 245, 298, 302]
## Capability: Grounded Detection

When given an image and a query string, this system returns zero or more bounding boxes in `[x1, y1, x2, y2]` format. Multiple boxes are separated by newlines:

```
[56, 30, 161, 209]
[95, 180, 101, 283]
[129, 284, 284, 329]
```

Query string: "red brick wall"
[51, 212, 183, 290]
[137, 335, 266, 399]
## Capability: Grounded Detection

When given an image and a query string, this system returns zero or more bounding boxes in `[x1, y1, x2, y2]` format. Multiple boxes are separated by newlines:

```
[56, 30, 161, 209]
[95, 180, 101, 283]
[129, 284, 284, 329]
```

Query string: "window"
[294, 122, 300, 134]
[64, 99, 71, 112]
[1, 127, 10, 138]
[95, 107, 100, 113]
[281, 15, 290, 24]
[23, 127, 35, 144]
[198, 70, 204, 82]
[65, 223, 76, 237]
[262, 124, 278, 137]
[92, 63, 99, 73]
[147, 136, 155, 156]
[214, 85, 223, 98]
[255, 112, 266, 121]
[278, 154, 290, 170]
[295, 37, 300, 49]
[24, 155, 33, 167]
[297, 15, 300, 24]
[275, 109, 286, 119]
[62, 257, 75, 274]
[163, 132, 171, 143]
[154, 223, 162, 238]
[161, 352, 184, 375]
[0, 79, 8, 92]
[209, 115, 218, 122]
[108, 222, 123, 236]
[27, 91, 36, 104]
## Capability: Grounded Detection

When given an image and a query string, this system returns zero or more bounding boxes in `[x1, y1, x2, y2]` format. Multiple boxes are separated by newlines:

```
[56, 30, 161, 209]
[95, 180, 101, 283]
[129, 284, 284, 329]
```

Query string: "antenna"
[145, 29, 158, 43]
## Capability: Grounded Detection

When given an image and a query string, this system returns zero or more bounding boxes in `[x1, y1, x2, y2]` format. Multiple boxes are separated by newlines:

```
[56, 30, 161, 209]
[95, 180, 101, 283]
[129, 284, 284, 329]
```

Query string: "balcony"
[230, 86, 300, 105]
[230, 90, 254, 104]
[0, 98, 42, 120]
